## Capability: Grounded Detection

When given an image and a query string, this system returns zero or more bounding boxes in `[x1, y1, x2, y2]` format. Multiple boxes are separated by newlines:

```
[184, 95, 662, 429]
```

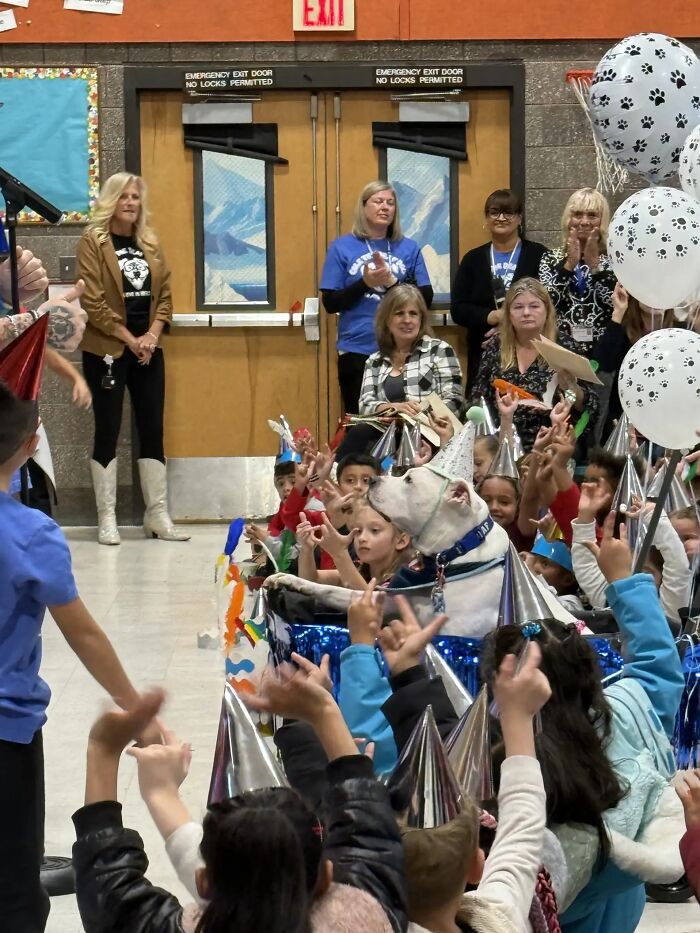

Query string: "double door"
[139, 87, 511, 459]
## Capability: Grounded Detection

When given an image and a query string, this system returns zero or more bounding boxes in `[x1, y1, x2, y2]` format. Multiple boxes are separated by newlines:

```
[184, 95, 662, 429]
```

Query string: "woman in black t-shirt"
[77, 173, 189, 545]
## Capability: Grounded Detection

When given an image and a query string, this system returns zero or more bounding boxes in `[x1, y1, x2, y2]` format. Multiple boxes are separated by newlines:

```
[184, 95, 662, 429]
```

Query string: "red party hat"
[0, 314, 48, 401]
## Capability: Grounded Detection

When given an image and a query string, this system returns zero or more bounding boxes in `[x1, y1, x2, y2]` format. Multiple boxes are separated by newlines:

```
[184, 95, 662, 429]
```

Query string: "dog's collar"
[436, 516, 494, 566]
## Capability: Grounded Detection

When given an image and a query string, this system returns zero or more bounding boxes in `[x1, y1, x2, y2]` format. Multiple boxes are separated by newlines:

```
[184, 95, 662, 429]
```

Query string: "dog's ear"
[445, 479, 471, 510]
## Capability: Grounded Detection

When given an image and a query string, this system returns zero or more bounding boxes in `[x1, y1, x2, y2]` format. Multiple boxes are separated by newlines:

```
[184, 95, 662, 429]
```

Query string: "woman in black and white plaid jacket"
[358, 284, 464, 417]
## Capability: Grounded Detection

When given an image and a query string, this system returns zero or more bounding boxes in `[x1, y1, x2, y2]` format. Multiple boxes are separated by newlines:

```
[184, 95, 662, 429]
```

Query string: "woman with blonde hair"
[539, 187, 616, 358]
[471, 277, 598, 451]
[77, 172, 189, 545]
[320, 180, 433, 413]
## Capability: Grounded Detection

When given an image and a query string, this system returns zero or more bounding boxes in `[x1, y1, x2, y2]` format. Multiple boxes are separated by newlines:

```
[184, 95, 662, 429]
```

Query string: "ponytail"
[196, 788, 322, 933]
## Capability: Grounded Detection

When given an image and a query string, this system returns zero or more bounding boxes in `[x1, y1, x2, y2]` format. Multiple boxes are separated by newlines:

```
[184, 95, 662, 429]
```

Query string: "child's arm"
[517, 426, 556, 537]
[44, 346, 92, 409]
[585, 512, 685, 736]
[295, 514, 342, 585]
[315, 514, 369, 590]
[570, 482, 610, 608]
[338, 583, 396, 773]
[654, 509, 693, 621]
[496, 391, 518, 442]
[474, 643, 551, 933]
[49, 597, 151, 725]
[73, 690, 186, 933]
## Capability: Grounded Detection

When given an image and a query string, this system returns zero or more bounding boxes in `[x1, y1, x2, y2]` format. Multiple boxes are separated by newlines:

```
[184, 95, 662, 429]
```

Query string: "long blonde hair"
[88, 173, 157, 249]
[375, 284, 434, 356]
[500, 277, 558, 369]
[352, 180, 403, 241]
[560, 187, 610, 252]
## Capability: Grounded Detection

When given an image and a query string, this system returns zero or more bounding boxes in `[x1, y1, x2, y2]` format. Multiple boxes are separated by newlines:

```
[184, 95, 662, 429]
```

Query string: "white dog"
[266, 465, 575, 637]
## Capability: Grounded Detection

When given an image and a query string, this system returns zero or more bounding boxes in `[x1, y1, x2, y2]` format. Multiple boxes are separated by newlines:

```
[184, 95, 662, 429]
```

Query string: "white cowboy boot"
[89, 459, 120, 546]
[137, 458, 190, 541]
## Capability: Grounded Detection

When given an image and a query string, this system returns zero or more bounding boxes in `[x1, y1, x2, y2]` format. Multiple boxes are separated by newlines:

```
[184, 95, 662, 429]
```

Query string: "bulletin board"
[0, 67, 99, 223]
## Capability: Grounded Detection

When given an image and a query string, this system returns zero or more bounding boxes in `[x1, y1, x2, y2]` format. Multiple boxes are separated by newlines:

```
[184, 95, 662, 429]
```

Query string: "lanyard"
[365, 238, 392, 264]
[490, 241, 520, 280]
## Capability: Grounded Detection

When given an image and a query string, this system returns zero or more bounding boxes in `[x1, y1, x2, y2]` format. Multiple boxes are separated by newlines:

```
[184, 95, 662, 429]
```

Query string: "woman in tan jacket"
[77, 172, 188, 544]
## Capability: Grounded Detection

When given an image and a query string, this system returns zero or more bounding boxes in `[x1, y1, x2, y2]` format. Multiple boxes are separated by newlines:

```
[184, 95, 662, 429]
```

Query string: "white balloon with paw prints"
[679, 123, 700, 203]
[618, 328, 700, 450]
[607, 186, 700, 309]
[589, 32, 700, 183]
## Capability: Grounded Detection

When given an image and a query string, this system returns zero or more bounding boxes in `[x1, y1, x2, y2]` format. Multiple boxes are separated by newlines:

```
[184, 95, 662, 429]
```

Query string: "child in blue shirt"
[0, 380, 156, 933]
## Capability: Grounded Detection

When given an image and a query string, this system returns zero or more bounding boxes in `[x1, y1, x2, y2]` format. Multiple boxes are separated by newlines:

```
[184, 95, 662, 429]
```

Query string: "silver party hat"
[647, 458, 694, 513]
[395, 420, 422, 469]
[386, 704, 463, 828]
[427, 421, 476, 484]
[512, 426, 525, 462]
[475, 395, 499, 437]
[445, 685, 493, 802]
[604, 414, 632, 458]
[611, 455, 644, 512]
[423, 643, 474, 718]
[486, 436, 519, 484]
[208, 681, 288, 806]
[370, 421, 398, 470]
[499, 542, 569, 633]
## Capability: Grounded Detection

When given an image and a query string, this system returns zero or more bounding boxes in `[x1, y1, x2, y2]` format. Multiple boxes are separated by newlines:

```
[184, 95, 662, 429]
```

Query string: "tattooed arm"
[37, 280, 88, 351]
[0, 247, 49, 306]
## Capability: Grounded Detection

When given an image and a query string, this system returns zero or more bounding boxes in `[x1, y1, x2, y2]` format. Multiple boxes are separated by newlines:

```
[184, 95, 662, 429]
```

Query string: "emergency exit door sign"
[293, 0, 355, 31]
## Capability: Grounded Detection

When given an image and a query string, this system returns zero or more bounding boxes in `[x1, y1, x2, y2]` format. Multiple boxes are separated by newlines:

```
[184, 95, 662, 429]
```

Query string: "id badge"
[571, 326, 593, 344]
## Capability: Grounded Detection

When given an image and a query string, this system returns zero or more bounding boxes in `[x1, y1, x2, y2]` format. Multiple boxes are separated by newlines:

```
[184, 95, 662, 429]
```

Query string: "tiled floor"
[42, 526, 700, 932]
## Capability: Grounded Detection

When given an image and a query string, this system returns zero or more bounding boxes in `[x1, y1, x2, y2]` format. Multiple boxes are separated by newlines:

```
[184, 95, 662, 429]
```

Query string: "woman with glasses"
[451, 189, 546, 395]
[320, 180, 433, 414]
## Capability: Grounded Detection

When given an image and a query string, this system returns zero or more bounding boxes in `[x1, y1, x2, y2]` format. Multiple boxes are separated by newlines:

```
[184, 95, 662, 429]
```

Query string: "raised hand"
[582, 511, 633, 584]
[496, 391, 519, 424]
[37, 285, 88, 351]
[564, 225, 582, 271]
[583, 227, 601, 272]
[88, 687, 165, 756]
[612, 283, 629, 323]
[127, 724, 192, 799]
[549, 400, 572, 429]
[291, 652, 333, 693]
[246, 661, 336, 724]
[493, 641, 551, 719]
[309, 444, 335, 488]
[315, 512, 358, 558]
[427, 412, 455, 447]
[378, 594, 448, 675]
[577, 480, 610, 524]
[348, 578, 383, 646]
[317, 480, 355, 527]
[244, 523, 269, 546]
[676, 769, 700, 831]
[550, 423, 577, 467]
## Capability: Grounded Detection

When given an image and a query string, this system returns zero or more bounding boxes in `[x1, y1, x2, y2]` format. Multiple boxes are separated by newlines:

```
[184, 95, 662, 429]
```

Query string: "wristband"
[145, 330, 158, 342]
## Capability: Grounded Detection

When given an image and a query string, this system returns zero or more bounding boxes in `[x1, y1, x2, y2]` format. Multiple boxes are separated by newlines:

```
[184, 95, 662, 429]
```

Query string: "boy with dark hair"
[0, 380, 155, 933]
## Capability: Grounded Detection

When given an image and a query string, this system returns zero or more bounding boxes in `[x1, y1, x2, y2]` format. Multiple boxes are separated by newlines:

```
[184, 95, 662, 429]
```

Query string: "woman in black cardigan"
[451, 189, 546, 394]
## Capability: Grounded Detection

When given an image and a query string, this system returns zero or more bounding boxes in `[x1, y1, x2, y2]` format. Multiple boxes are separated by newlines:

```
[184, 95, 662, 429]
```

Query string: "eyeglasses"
[487, 208, 517, 219]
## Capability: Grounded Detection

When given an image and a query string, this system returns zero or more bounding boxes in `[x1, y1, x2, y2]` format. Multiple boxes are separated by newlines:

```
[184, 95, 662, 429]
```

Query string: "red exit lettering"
[303, 0, 345, 27]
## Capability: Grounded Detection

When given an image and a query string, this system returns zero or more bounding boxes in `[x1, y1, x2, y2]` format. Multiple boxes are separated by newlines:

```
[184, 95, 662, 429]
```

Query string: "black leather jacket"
[72, 755, 407, 933]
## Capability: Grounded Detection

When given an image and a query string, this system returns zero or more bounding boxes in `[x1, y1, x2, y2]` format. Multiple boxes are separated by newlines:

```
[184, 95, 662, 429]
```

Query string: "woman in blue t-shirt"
[320, 180, 433, 414]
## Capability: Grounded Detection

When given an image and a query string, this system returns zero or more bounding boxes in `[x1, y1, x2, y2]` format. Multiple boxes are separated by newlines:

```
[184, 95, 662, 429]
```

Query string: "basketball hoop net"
[565, 69, 628, 194]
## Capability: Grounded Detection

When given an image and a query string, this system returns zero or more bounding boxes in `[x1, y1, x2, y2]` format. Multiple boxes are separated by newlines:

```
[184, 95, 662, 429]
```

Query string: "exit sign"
[293, 0, 355, 31]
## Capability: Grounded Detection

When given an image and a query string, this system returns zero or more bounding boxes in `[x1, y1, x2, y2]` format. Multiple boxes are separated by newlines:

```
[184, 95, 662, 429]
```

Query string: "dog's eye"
[403, 474, 412, 484]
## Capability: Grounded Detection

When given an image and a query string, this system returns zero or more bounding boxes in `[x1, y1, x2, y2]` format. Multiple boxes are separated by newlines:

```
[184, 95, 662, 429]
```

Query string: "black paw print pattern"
[597, 93, 611, 107]
[648, 390, 659, 402]
[641, 63, 653, 75]
[671, 147, 682, 163]
[684, 357, 697, 368]
[676, 244, 689, 257]
[656, 248, 668, 259]
[670, 70, 687, 88]
[620, 96, 634, 110]
[646, 224, 657, 234]
[649, 88, 666, 106]
[672, 217, 688, 229]
[654, 48, 667, 59]
[636, 246, 647, 257]
[692, 96, 700, 110]
[597, 68, 616, 82]
[617, 119, 629, 130]
[612, 140, 625, 151]
[660, 132, 671, 144]
[650, 155, 662, 166]
[676, 114, 688, 129]
[623, 75, 635, 84]
[626, 44, 642, 55]
[640, 115, 654, 129]
[633, 139, 647, 152]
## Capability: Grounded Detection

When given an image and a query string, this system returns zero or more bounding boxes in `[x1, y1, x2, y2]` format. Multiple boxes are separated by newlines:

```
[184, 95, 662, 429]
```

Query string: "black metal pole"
[633, 448, 683, 574]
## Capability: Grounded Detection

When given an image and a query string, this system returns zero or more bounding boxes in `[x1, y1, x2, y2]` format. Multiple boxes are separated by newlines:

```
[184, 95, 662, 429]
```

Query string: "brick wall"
[5, 39, 692, 522]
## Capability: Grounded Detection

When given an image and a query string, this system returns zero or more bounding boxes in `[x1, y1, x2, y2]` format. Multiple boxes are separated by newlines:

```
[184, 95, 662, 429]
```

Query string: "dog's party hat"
[423, 644, 474, 718]
[427, 420, 476, 484]
[604, 414, 632, 458]
[486, 436, 519, 484]
[371, 420, 398, 472]
[445, 685, 493, 802]
[208, 681, 288, 806]
[647, 458, 693, 513]
[386, 705, 463, 829]
[0, 313, 48, 401]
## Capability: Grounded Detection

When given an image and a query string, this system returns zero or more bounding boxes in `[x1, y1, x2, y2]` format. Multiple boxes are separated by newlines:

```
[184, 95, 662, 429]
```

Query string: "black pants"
[0, 731, 49, 933]
[82, 349, 166, 467]
[337, 352, 368, 415]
